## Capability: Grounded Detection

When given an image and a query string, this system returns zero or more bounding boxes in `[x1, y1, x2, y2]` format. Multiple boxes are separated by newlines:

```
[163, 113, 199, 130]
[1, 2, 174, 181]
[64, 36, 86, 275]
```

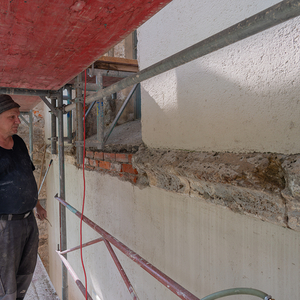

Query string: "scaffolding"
[1, 0, 299, 299]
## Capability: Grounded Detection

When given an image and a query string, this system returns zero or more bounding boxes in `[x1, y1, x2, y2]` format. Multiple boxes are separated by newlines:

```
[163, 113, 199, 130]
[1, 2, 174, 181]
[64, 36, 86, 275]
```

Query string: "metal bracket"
[73, 82, 84, 89]
[75, 140, 103, 149]
[74, 97, 83, 103]
[40, 96, 59, 117]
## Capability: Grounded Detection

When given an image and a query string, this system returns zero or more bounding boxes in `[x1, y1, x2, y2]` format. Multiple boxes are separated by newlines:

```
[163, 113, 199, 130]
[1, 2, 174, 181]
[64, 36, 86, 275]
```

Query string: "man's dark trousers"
[0, 212, 38, 300]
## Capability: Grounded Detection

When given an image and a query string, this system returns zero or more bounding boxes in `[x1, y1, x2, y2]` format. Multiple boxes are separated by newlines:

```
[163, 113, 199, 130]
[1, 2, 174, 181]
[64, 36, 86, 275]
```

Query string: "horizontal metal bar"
[59, 237, 104, 255]
[92, 69, 135, 78]
[55, 195, 201, 300]
[0, 87, 59, 97]
[75, 140, 103, 147]
[65, 0, 300, 112]
[56, 251, 93, 300]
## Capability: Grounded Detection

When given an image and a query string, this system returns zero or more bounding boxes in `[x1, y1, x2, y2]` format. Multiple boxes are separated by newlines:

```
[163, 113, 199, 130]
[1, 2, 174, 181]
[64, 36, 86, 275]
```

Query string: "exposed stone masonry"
[132, 145, 300, 232]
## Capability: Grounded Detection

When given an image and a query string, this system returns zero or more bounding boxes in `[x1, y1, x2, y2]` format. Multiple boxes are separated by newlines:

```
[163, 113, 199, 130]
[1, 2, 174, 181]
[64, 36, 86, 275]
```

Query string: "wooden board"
[93, 56, 139, 72]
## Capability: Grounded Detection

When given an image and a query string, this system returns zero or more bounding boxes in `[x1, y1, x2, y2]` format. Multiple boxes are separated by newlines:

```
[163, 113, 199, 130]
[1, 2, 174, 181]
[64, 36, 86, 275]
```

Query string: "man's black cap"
[0, 94, 20, 114]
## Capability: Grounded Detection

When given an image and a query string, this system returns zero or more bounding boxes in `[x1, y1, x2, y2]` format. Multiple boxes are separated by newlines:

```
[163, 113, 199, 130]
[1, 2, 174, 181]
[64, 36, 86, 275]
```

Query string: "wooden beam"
[92, 56, 139, 73]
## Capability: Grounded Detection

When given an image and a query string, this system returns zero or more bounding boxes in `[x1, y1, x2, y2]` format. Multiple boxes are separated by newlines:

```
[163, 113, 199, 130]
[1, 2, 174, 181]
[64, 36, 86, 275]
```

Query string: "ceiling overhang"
[0, 0, 172, 92]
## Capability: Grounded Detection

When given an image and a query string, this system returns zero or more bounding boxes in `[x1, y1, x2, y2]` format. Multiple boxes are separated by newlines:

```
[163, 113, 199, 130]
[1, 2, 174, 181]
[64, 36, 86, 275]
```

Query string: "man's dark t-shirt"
[0, 135, 38, 214]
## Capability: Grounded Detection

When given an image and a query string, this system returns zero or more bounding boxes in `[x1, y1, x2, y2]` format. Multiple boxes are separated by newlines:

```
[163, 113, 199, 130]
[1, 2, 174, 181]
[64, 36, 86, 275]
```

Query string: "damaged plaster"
[133, 145, 300, 231]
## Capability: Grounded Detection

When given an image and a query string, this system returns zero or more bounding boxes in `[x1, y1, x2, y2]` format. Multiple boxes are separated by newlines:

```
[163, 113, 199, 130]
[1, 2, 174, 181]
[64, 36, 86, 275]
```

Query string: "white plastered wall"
[46, 1, 300, 299]
[47, 159, 300, 300]
[138, 0, 300, 154]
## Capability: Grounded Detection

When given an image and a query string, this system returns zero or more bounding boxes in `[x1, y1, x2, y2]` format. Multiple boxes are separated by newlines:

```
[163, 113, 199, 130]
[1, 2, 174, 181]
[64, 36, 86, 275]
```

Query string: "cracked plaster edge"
[133, 147, 300, 232]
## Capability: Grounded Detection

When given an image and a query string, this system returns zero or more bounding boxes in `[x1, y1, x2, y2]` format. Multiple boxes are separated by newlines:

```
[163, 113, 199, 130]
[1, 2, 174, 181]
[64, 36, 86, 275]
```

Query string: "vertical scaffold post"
[51, 97, 57, 154]
[58, 89, 68, 300]
[96, 74, 104, 149]
[66, 85, 73, 144]
[76, 74, 84, 164]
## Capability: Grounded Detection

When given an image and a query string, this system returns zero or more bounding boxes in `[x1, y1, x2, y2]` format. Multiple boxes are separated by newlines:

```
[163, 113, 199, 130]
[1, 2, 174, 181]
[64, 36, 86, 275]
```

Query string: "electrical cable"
[80, 70, 88, 300]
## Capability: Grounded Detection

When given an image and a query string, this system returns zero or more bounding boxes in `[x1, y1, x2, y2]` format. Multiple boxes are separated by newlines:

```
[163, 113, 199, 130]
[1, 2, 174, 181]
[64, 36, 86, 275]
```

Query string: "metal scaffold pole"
[75, 74, 84, 164]
[57, 89, 68, 300]
[51, 97, 57, 154]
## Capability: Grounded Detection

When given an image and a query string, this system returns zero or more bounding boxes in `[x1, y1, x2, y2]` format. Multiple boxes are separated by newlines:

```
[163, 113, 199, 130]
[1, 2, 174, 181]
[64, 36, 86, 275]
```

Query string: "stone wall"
[80, 141, 300, 232]
[133, 145, 300, 231]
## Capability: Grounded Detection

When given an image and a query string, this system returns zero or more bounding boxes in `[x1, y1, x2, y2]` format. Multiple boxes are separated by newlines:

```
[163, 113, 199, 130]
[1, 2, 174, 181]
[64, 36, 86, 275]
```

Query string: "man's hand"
[35, 201, 47, 221]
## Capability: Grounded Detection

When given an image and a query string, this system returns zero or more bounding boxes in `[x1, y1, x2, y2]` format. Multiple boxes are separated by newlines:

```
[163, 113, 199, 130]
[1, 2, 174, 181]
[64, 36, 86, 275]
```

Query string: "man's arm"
[35, 200, 47, 220]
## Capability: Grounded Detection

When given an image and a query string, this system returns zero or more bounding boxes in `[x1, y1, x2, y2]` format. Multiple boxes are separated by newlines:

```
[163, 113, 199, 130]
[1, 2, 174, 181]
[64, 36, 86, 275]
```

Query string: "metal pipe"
[54, 196, 201, 300]
[84, 101, 96, 120]
[59, 237, 104, 255]
[96, 75, 104, 149]
[0, 87, 59, 97]
[57, 90, 68, 300]
[29, 110, 33, 161]
[64, 0, 300, 112]
[19, 114, 29, 126]
[103, 84, 138, 144]
[56, 251, 93, 300]
[38, 159, 53, 196]
[104, 239, 139, 300]
[51, 98, 57, 154]
[66, 86, 73, 144]
[76, 74, 84, 164]
[200, 288, 272, 300]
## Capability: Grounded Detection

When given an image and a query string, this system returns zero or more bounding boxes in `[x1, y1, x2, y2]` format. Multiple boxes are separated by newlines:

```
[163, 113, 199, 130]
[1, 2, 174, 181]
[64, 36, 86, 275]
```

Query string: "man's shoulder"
[13, 134, 25, 143]
[13, 135, 27, 150]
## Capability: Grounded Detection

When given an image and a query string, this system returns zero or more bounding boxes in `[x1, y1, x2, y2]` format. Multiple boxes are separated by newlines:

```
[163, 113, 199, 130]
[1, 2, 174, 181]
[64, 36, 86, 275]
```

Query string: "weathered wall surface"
[138, 0, 300, 153]
[47, 158, 300, 300]
[133, 146, 300, 231]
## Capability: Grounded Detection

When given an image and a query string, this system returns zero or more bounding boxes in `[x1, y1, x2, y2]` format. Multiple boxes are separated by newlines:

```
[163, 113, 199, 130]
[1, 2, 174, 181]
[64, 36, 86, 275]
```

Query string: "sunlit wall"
[138, 0, 300, 154]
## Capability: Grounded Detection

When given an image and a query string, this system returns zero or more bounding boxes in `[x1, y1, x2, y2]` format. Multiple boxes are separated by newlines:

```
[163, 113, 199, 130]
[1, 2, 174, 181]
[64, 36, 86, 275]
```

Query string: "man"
[0, 94, 47, 300]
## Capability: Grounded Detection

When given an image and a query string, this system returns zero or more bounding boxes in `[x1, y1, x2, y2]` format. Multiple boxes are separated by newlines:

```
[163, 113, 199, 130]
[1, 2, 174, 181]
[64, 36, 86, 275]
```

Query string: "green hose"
[201, 288, 273, 300]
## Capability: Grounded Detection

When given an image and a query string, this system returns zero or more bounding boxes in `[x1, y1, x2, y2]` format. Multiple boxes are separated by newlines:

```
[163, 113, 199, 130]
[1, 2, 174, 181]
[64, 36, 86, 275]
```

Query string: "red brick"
[86, 151, 94, 159]
[94, 151, 104, 160]
[128, 175, 138, 184]
[121, 163, 138, 174]
[85, 165, 95, 170]
[104, 152, 116, 162]
[89, 159, 98, 167]
[98, 161, 111, 170]
[128, 154, 133, 163]
[116, 153, 129, 163]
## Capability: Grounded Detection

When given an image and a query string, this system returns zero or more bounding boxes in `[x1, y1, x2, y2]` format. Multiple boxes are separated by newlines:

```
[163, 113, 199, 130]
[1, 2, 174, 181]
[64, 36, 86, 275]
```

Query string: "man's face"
[0, 107, 21, 138]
